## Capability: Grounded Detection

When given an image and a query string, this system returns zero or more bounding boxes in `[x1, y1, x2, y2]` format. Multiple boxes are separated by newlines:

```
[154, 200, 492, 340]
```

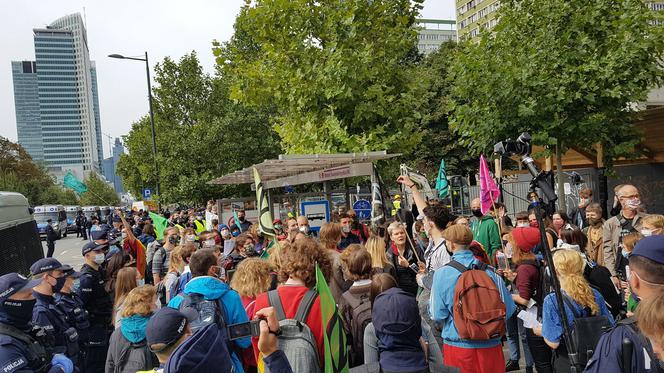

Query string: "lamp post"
[108, 52, 160, 211]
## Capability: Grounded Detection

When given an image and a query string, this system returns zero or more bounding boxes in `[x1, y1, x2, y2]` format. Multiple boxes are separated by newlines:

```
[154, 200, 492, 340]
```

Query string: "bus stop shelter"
[208, 152, 399, 229]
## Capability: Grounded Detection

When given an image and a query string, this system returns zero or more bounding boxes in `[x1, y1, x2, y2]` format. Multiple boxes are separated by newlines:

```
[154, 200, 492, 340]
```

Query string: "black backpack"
[341, 291, 372, 367]
[562, 295, 612, 368]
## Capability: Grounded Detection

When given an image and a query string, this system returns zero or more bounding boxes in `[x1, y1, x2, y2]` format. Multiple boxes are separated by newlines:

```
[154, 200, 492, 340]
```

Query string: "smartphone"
[227, 319, 261, 340]
[409, 263, 420, 273]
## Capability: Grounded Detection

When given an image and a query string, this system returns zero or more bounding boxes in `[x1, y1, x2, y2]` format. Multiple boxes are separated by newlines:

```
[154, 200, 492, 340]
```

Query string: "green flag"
[233, 211, 243, 232]
[63, 172, 88, 194]
[316, 263, 349, 373]
[253, 168, 276, 240]
[149, 212, 168, 240]
[435, 159, 449, 199]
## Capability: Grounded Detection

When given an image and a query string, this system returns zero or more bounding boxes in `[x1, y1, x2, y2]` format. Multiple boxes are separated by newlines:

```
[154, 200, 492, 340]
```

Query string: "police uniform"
[0, 273, 72, 373]
[53, 268, 88, 368]
[77, 242, 113, 373]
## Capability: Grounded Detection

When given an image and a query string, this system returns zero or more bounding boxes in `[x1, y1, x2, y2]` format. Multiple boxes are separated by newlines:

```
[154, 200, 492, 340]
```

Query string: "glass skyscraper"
[12, 13, 102, 179]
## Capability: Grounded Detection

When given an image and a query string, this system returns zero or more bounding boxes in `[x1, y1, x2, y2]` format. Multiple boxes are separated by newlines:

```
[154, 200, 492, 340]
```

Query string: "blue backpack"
[168, 272, 192, 302]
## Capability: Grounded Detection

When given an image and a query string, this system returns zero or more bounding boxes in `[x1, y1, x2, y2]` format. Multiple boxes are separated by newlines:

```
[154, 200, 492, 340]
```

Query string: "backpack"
[267, 289, 322, 373]
[560, 295, 612, 368]
[179, 293, 228, 334]
[341, 290, 372, 367]
[519, 259, 549, 317]
[169, 272, 192, 302]
[145, 245, 166, 286]
[446, 260, 506, 340]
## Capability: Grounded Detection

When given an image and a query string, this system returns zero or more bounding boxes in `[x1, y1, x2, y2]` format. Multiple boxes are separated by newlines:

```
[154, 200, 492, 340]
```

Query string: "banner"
[253, 168, 276, 239]
[370, 165, 386, 228]
[316, 263, 349, 373]
[63, 172, 88, 194]
[479, 155, 501, 214]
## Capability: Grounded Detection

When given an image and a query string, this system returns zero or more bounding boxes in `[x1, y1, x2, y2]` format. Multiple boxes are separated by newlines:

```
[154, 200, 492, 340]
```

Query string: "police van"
[64, 205, 81, 233]
[33, 205, 67, 239]
[0, 192, 43, 275]
[82, 205, 101, 220]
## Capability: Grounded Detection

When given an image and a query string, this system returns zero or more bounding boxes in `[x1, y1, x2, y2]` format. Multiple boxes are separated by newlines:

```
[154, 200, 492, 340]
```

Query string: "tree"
[79, 173, 119, 206]
[117, 53, 281, 205]
[220, 0, 428, 154]
[450, 0, 664, 204]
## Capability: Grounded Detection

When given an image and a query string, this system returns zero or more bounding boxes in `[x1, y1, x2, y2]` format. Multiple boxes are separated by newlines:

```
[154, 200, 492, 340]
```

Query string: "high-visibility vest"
[194, 220, 206, 234]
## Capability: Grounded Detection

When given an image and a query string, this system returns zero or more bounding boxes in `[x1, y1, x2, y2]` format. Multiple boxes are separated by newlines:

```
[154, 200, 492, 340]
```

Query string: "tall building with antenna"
[11, 12, 103, 180]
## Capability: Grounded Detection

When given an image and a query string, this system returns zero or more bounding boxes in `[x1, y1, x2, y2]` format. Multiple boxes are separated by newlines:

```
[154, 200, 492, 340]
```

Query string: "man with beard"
[584, 203, 605, 265]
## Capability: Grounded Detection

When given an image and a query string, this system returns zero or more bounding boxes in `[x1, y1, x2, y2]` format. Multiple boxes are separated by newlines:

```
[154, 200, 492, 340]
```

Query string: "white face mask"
[203, 239, 215, 247]
[624, 198, 641, 210]
[341, 225, 351, 234]
[93, 253, 105, 265]
[641, 229, 653, 237]
[137, 278, 145, 286]
[299, 226, 309, 234]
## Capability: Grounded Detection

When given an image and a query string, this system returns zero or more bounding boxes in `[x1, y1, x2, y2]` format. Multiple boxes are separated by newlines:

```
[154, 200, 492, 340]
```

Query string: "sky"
[0, 0, 456, 158]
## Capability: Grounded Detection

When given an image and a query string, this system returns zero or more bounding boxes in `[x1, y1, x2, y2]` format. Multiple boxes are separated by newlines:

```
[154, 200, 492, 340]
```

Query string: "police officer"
[44, 220, 57, 259]
[29, 259, 79, 363]
[0, 272, 73, 373]
[53, 267, 88, 369]
[77, 242, 112, 373]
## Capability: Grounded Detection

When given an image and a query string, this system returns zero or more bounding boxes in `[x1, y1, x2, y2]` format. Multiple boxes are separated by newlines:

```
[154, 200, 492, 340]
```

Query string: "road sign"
[142, 188, 152, 200]
[353, 199, 372, 220]
[300, 201, 330, 232]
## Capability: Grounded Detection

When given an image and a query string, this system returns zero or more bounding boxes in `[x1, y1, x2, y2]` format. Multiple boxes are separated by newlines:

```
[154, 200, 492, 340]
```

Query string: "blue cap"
[164, 323, 233, 373]
[61, 265, 82, 278]
[0, 273, 41, 302]
[219, 224, 229, 231]
[632, 235, 664, 264]
[82, 241, 106, 256]
[30, 258, 64, 276]
[146, 307, 197, 350]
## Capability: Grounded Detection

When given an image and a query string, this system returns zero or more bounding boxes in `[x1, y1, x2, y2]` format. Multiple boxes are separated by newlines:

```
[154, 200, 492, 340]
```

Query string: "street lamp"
[108, 52, 160, 211]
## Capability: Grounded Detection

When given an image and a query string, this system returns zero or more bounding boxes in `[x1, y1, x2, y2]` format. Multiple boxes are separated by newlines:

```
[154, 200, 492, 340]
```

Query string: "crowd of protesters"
[0, 181, 663, 373]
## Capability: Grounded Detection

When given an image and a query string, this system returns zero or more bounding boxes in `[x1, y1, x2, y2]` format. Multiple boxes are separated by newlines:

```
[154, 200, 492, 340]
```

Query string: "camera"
[494, 132, 532, 156]
[227, 319, 262, 340]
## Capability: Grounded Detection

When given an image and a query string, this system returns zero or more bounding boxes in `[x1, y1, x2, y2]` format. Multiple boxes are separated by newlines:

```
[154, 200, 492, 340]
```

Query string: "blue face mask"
[231, 231, 240, 237]
[137, 278, 145, 287]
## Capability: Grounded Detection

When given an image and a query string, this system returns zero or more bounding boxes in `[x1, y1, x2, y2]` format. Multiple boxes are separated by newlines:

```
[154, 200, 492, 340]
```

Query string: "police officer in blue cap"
[77, 242, 113, 373]
[585, 235, 664, 373]
[30, 259, 79, 364]
[0, 272, 73, 373]
[53, 267, 88, 369]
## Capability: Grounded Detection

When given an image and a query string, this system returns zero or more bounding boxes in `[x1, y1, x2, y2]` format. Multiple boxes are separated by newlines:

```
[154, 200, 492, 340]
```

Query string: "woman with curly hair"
[250, 237, 332, 367]
[538, 249, 614, 372]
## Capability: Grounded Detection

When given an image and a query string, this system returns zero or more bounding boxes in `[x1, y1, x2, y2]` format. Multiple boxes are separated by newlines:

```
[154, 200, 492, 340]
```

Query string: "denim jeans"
[506, 312, 533, 367]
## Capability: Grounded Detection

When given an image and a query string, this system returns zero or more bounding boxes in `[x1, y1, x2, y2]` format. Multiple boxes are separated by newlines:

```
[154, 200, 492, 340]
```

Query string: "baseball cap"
[30, 258, 64, 276]
[0, 273, 41, 302]
[631, 235, 664, 264]
[146, 307, 198, 351]
[82, 241, 107, 256]
[61, 265, 82, 278]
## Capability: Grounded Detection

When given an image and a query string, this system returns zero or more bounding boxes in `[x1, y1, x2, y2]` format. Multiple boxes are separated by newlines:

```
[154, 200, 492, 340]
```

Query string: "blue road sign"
[142, 188, 152, 200]
[353, 199, 371, 220]
[300, 200, 330, 232]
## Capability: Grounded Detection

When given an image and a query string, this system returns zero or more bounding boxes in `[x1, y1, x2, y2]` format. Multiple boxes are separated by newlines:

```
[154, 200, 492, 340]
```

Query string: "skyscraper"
[416, 19, 457, 55]
[12, 13, 102, 180]
[102, 137, 125, 195]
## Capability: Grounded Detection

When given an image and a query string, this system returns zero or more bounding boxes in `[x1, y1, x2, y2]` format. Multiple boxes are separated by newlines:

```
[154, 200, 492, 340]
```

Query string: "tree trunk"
[556, 138, 566, 212]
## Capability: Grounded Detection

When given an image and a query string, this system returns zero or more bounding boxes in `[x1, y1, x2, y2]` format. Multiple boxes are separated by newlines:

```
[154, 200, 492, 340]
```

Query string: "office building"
[102, 137, 125, 195]
[456, 0, 500, 41]
[11, 13, 102, 180]
[416, 19, 457, 55]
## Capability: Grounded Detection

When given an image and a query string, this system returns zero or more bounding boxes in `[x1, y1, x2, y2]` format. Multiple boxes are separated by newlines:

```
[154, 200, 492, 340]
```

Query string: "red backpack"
[447, 260, 506, 340]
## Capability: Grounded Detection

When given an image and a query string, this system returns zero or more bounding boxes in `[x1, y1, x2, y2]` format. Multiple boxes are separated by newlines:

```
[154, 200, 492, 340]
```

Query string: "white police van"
[33, 205, 67, 239]
[64, 205, 81, 233]
[0, 192, 43, 275]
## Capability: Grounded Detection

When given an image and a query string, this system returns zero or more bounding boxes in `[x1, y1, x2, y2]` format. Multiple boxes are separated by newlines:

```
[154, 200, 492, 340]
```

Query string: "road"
[42, 233, 88, 269]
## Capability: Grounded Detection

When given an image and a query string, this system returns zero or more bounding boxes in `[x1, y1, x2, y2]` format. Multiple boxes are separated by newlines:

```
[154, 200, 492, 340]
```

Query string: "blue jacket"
[542, 288, 614, 344]
[167, 276, 250, 373]
[430, 250, 516, 348]
[31, 292, 69, 356]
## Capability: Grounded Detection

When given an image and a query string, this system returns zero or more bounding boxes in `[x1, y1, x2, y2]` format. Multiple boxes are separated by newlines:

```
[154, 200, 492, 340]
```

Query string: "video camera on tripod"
[494, 132, 557, 204]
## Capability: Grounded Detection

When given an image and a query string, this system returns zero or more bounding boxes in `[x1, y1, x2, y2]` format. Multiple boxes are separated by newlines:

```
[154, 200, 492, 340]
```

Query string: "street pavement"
[42, 233, 88, 269]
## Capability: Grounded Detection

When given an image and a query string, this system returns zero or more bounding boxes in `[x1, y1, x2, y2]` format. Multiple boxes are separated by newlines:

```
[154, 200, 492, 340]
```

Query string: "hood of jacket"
[120, 314, 150, 343]
[165, 323, 233, 373]
[183, 276, 230, 300]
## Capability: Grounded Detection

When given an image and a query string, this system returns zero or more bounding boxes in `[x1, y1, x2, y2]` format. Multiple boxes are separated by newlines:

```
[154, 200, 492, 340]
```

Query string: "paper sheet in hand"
[517, 306, 542, 329]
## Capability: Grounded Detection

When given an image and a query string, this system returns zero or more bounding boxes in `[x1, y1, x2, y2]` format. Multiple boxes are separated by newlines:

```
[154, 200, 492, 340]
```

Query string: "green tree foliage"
[117, 52, 281, 204]
[79, 173, 119, 206]
[0, 137, 79, 205]
[450, 0, 664, 162]
[220, 0, 428, 154]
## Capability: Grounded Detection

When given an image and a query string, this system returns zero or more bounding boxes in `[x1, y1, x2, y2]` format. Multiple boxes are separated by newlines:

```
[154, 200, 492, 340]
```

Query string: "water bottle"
[496, 251, 509, 271]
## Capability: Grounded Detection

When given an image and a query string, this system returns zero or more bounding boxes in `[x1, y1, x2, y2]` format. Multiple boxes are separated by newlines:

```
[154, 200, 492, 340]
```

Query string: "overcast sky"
[0, 0, 455, 158]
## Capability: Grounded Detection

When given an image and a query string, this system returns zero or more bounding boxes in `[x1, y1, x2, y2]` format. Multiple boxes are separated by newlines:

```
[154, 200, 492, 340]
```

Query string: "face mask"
[530, 221, 539, 228]
[244, 244, 256, 256]
[94, 253, 105, 265]
[137, 278, 145, 287]
[232, 231, 240, 238]
[625, 198, 641, 210]
[516, 222, 530, 228]
[51, 276, 66, 293]
[168, 235, 179, 245]
[622, 249, 631, 259]
[419, 231, 427, 239]
[299, 226, 309, 234]
[341, 225, 351, 234]
[641, 229, 653, 237]
[2, 299, 36, 325]
[121, 232, 127, 240]
[471, 209, 483, 218]
[203, 239, 215, 248]
[238, 216, 246, 222]
[186, 235, 196, 243]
